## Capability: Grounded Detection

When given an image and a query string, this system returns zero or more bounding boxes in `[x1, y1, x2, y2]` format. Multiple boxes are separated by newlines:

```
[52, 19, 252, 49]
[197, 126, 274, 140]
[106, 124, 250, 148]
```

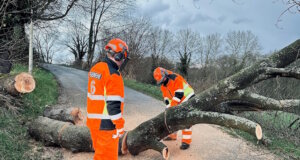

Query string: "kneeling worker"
[153, 67, 195, 150]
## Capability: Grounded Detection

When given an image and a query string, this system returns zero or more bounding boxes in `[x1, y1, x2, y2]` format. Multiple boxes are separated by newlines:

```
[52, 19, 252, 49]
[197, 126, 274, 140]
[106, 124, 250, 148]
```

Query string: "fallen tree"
[28, 40, 300, 159]
[120, 39, 300, 158]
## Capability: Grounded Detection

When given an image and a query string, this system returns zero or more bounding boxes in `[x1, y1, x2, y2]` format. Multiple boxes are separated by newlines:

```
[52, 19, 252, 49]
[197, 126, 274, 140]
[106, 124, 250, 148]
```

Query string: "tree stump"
[1, 72, 35, 95]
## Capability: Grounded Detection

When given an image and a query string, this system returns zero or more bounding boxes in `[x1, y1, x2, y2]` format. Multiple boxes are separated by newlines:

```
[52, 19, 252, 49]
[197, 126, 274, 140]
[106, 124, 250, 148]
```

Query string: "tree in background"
[65, 22, 88, 67]
[224, 30, 262, 75]
[77, 0, 133, 68]
[174, 28, 201, 79]
[197, 33, 222, 77]
[148, 27, 173, 84]
[118, 17, 152, 79]
[34, 30, 58, 64]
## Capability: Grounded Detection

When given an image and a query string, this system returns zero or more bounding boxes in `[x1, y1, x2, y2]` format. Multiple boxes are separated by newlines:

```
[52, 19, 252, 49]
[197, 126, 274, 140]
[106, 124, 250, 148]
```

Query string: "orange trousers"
[89, 129, 119, 160]
[167, 128, 192, 144]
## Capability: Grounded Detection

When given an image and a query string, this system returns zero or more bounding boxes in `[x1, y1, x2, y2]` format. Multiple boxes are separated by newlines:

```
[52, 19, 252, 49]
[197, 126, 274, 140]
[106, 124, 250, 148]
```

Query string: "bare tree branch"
[227, 90, 300, 111]
[265, 67, 300, 79]
[34, 0, 78, 21]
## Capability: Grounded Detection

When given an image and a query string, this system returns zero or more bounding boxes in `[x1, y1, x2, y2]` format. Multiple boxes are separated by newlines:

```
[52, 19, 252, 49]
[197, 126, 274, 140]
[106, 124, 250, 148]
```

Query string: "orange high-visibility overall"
[161, 71, 195, 144]
[87, 57, 125, 160]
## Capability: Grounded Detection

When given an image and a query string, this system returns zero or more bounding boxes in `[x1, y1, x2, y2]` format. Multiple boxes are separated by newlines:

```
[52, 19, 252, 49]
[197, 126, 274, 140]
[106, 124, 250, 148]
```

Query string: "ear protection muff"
[114, 48, 128, 62]
[114, 52, 124, 61]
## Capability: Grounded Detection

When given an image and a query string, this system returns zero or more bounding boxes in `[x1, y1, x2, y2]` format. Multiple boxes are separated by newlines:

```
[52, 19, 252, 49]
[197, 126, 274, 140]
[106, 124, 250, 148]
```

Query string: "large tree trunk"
[28, 116, 93, 152]
[28, 40, 300, 159]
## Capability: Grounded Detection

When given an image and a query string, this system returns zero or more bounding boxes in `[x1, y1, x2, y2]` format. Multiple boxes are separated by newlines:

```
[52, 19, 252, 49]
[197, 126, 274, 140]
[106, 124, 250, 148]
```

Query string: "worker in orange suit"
[86, 38, 130, 160]
[153, 67, 195, 150]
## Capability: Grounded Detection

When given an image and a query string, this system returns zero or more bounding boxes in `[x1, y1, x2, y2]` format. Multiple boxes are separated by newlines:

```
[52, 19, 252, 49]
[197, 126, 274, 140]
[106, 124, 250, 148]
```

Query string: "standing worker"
[86, 38, 129, 160]
[153, 67, 195, 150]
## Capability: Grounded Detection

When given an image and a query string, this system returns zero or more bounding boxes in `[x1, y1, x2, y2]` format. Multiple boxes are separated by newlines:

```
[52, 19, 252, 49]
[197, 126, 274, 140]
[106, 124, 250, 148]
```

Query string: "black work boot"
[180, 142, 190, 150]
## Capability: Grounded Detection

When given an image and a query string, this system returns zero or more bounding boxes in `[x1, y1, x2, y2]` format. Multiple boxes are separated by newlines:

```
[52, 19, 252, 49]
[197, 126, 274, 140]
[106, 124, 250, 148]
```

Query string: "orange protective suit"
[87, 57, 125, 160]
[159, 69, 194, 144]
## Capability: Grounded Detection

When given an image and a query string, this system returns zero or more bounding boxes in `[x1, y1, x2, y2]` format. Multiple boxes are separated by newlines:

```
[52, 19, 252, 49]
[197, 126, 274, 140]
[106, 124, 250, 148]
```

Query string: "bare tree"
[225, 30, 262, 73]
[77, 0, 133, 68]
[65, 22, 88, 66]
[34, 30, 58, 64]
[174, 28, 201, 78]
[148, 26, 173, 83]
[198, 33, 222, 68]
[118, 17, 152, 78]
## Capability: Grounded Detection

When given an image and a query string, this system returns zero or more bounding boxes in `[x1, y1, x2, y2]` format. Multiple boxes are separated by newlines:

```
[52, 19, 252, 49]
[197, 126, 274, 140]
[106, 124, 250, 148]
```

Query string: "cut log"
[43, 107, 84, 125]
[14, 72, 35, 93]
[28, 116, 93, 152]
[0, 72, 35, 95]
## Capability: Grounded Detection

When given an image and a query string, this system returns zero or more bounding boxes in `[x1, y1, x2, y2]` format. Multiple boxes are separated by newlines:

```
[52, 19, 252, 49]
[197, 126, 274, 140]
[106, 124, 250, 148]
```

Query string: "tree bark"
[43, 107, 84, 125]
[28, 116, 93, 152]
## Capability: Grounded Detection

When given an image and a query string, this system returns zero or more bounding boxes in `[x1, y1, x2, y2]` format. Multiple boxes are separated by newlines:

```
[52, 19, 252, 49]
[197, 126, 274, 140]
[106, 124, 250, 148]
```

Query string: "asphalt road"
[42, 64, 278, 160]
[41, 64, 163, 117]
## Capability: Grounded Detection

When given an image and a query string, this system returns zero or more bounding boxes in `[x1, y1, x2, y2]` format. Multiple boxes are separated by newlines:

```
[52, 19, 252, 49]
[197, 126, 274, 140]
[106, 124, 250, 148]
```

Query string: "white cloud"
[135, 0, 300, 53]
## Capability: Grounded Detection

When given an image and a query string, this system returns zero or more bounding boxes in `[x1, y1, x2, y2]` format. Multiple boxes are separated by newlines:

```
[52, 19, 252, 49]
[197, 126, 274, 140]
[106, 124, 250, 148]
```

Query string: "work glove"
[113, 128, 124, 139]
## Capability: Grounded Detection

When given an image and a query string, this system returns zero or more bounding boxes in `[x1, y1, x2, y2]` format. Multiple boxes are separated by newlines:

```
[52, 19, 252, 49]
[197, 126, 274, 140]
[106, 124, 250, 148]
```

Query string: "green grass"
[0, 64, 59, 159]
[124, 78, 162, 100]
[238, 111, 300, 159]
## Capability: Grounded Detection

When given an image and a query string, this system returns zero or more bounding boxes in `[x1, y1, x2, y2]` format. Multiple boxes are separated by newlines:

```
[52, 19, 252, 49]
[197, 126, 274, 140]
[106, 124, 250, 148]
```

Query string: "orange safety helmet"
[153, 67, 168, 85]
[104, 38, 129, 61]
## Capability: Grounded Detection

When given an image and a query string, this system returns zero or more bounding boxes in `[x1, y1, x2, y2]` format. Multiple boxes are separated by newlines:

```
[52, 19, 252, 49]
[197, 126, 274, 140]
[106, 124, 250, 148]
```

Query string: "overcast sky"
[135, 0, 300, 53]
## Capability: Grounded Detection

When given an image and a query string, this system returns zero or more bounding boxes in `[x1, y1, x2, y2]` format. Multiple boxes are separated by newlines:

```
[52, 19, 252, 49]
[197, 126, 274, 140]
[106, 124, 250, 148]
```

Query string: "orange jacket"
[161, 71, 194, 108]
[86, 57, 124, 131]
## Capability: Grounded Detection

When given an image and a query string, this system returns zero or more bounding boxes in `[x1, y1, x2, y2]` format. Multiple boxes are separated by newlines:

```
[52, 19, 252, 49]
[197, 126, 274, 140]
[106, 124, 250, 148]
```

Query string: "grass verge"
[237, 111, 300, 159]
[124, 78, 162, 100]
[223, 126, 300, 159]
[0, 64, 58, 159]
